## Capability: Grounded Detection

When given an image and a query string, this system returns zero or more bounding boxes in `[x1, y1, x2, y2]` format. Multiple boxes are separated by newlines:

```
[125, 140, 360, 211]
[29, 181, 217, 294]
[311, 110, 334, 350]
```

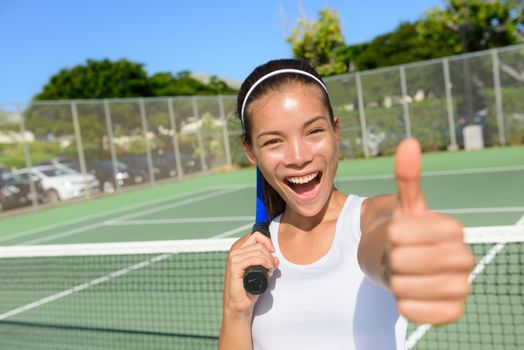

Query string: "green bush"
[357, 98, 453, 155]
[0, 141, 62, 169]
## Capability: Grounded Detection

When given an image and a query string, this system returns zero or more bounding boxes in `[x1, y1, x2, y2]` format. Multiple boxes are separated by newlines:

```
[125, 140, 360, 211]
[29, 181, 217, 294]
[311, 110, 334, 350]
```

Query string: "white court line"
[419, 165, 524, 176]
[0, 186, 219, 243]
[517, 213, 524, 225]
[336, 165, 524, 182]
[406, 219, 524, 349]
[0, 253, 171, 321]
[18, 186, 248, 245]
[213, 223, 253, 238]
[0, 185, 243, 244]
[105, 216, 253, 225]
[106, 208, 524, 226]
[0, 221, 248, 321]
[436, 207, 524, 214]
[99, 185, 249, 226]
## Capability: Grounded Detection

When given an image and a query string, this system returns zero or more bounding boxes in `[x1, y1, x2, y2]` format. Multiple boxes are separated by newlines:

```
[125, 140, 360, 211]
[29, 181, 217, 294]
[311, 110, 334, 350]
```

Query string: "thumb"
[395, 138, 427, 215]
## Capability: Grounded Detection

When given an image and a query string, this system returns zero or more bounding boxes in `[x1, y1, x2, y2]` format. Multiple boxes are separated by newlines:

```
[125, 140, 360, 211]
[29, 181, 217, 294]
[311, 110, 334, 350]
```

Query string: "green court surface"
[0, 146, 523, 349]
[1, 145, 523, 245]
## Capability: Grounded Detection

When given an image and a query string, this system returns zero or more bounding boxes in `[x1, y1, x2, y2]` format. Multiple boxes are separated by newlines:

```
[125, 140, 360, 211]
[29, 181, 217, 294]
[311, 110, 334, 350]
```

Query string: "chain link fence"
[1, 44, 523, 211]
[326, 44, 524, 158]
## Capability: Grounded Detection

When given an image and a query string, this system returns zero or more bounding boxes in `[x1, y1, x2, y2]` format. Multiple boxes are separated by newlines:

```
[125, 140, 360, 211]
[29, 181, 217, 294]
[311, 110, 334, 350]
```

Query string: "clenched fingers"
[240, 231, 275, 252]
[388, 213, 464, 245]
[227, 231, 277, 275]
[228, 243, 277, 277]
[390, 274, 471, 300]
[397, 299, 466, 325]
[388, 242, 475, 275]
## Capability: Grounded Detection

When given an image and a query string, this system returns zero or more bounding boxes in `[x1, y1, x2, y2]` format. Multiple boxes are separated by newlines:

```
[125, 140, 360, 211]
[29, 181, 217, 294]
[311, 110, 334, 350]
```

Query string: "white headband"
[240, 68, 328, 125]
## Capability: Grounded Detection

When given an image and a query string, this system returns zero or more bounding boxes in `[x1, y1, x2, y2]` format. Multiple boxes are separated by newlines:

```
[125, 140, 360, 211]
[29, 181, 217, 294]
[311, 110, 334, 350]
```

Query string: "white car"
[15, 165, 99, 203]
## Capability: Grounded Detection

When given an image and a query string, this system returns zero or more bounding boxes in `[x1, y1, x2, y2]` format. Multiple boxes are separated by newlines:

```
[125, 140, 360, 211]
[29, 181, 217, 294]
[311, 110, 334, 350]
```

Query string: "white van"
[15, 165, 99, 203]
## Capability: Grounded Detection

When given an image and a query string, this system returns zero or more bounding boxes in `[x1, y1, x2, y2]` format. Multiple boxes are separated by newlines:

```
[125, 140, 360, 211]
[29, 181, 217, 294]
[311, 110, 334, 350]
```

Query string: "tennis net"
[0, 226, 523, 350]
[0, 238, 235, 350]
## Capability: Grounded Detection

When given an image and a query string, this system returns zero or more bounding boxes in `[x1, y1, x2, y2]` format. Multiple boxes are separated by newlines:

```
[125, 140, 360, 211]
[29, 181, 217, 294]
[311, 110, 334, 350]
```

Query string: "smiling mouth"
[286, 171, 322, 195]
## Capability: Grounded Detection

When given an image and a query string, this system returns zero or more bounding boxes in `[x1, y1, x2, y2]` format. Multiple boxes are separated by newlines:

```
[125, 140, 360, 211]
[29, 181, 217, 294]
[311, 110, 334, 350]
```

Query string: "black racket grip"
[243, 222, 271, 295]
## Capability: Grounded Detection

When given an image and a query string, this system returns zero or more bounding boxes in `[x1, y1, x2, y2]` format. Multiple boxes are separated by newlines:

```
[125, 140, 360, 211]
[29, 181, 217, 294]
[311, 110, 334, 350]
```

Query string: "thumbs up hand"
[387, 138, 474, 325]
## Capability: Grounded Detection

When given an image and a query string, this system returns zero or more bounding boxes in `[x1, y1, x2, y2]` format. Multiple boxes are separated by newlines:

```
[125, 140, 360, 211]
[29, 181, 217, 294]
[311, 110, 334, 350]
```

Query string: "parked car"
[120, 151, 202, 181]
[14, 165, 99, 203]
[84, 160, 148, 193]
[37, 157, 148, 193]
[119, 154, 168, 180]
[157, 151, 202, 175]
[0, 166, 47, 211]
[37, 156, 75, 168]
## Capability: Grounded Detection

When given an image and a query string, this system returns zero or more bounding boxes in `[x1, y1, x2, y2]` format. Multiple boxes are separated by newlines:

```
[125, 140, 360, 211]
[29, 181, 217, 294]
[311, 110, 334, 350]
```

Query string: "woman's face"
[244, 83, 340, 218]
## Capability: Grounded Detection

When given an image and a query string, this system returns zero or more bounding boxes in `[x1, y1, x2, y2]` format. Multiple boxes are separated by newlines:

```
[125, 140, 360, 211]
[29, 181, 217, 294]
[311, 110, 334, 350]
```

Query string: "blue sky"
[0, 0, 445, 103]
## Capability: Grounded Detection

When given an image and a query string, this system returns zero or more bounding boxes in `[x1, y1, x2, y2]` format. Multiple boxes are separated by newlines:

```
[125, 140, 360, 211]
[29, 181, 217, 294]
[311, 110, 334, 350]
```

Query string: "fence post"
[167, 97, 184, 179]
[491, 49, 506, 146]
[70, 101, 90, 197]
[355, 72, 370, 158]
[443, 58, 458, 150]
[192, 97, 208, 173]
[399, 65, 412, 138]
[103, 99, 121, 191]
[17, 103, 38, 208]
[218, 95, 232, 166]
[139, 98, 155, 184]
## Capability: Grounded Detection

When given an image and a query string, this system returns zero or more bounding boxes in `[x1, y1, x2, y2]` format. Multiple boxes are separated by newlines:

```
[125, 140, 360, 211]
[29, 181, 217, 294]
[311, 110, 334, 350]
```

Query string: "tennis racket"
[243, 167, 271, 295]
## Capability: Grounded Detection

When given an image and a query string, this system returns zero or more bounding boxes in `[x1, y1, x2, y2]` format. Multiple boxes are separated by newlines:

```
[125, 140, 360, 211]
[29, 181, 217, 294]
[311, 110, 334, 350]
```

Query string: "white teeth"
[287, 172, 319, 184]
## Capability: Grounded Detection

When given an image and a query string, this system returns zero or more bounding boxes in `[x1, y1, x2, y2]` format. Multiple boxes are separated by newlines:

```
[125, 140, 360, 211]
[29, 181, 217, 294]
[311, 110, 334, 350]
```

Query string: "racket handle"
[243, 266, 269, 295]
[251, 222, 270, 238]
[243, 222, 271, 295]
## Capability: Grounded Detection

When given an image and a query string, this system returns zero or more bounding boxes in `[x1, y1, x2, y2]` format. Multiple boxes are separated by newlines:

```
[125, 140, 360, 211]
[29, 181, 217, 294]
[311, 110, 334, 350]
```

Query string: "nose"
[283, 138, 313, 168]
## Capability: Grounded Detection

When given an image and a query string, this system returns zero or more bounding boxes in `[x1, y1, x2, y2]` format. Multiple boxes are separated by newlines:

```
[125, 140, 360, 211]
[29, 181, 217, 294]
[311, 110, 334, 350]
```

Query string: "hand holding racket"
[243, 167, 272, 295]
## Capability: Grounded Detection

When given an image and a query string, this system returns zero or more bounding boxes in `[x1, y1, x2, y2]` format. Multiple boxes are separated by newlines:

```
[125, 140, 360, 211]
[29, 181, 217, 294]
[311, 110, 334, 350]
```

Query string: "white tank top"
[252, 194, 407, 350]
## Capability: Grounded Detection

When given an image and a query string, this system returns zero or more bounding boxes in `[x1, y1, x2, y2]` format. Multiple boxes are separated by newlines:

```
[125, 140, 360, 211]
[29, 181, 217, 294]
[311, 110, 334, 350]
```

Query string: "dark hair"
[237, 58, 335, 220]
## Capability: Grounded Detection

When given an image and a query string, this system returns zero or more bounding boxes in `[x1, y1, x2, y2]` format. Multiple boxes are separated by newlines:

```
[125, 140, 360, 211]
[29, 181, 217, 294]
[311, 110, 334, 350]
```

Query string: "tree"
[342, 1, 524, 73]
[35, 59, 238, 101]
[148, 71, 221, 96]
[353, 22, 446, 71]
[207, 76, 238, 95]
[34, 59, 152, 100]
[287, 8, 347, 76]
[333, 43, 368, 72]
[416, 0, 524, 55]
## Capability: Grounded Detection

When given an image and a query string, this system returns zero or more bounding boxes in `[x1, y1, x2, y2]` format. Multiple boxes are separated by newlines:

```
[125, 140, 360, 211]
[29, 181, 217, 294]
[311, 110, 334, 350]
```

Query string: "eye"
[262, 138, 282, 147]
[308, 127, 325, 136]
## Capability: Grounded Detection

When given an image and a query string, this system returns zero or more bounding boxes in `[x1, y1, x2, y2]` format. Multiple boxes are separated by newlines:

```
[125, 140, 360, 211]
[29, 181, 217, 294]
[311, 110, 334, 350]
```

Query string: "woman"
[219, 59, 474, 349]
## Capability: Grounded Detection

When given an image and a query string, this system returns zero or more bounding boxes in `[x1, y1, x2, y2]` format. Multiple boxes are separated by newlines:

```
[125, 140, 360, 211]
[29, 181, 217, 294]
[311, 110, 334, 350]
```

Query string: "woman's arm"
[218, 233, 278, 350]
[358, 194, 397, 290]
[218, 286, 254, 350]
[358, 139, 474, 325]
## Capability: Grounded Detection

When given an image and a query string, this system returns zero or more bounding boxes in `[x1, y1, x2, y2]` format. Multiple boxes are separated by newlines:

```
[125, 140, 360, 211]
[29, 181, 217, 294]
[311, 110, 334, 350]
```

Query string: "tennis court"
[0, 146, 523, 349]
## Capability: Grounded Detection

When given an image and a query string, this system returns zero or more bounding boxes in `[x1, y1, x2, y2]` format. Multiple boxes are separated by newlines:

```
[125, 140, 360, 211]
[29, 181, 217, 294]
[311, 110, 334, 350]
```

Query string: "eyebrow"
[255, 115, 328, 141]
